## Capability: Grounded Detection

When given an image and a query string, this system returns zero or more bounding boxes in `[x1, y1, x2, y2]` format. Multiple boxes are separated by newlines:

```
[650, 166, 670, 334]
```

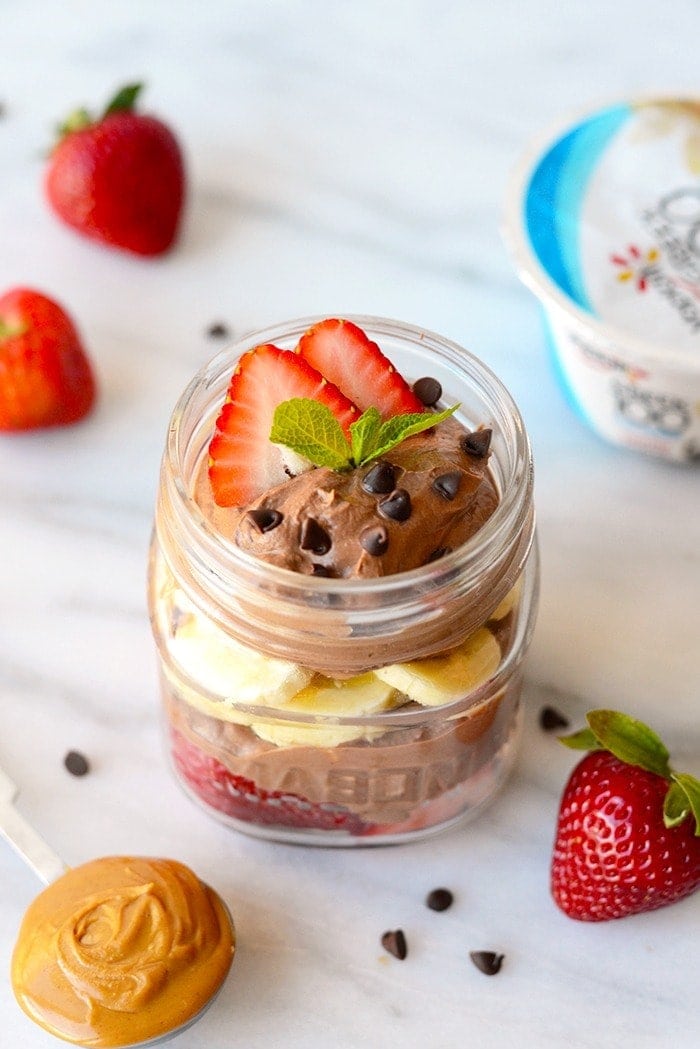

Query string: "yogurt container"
[504, 97, 700, 462]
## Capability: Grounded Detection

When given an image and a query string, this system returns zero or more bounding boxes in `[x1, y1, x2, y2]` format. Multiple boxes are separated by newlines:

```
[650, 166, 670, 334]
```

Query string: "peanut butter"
[11, 856, 235, 1047]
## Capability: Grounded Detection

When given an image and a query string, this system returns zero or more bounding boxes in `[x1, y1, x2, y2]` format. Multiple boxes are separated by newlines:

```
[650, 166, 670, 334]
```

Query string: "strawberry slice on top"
[296, 318, 425, 419]
[208, 343, 359, 507]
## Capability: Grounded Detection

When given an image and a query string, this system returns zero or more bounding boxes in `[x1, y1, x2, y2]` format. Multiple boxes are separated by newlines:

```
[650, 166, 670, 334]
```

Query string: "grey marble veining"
[1, 2, 699, 1047]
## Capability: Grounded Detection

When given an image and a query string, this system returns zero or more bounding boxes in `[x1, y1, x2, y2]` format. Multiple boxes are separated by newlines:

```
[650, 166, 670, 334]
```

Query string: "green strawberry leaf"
[103, 82, 143, 117]
[668, 773, 700, 836]
[558, 727, 602, 751]
[270, 398, 352, 470]
[367, 405, 458, 463]
[349, 407, 383, 466]
[586, 709, 672, 779]
[57, 107, 92, 138]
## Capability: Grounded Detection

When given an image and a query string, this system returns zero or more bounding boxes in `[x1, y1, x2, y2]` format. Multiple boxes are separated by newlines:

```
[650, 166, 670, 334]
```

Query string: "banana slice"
[169, 612, 312, 706]
[374, 627, 500, 707]
[251, 673, 399, 748]
[489, 576, 523, 621]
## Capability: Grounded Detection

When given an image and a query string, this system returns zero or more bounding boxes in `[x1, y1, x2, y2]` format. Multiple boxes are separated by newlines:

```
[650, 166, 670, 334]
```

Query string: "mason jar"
[148, 316, 538, 846]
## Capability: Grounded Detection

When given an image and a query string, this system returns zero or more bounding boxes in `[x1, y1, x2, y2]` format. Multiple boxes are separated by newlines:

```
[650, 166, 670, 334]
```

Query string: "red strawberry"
[296, 318, 425, 419]
[551, 710, 700, 921]
[170, 727, 368, 834]
[0, 287, 96, 430]
[208, 342, 359, 506]
[45, 83, 185, 256]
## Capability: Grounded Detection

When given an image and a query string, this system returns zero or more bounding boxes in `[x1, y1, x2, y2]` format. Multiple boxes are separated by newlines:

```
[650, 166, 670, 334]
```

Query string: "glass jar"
[148, 316, 538, 846]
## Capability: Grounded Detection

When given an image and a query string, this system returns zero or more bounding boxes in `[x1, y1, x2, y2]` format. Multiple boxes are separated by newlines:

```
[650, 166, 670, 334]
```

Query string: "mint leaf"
[270, 398, 352, 470]
[359, 404, 459, 465]
[663, 780, 692, 829]
[350, 407, 383, 465]
[586, 709, 672, 779]
[668, 773, 700, 836]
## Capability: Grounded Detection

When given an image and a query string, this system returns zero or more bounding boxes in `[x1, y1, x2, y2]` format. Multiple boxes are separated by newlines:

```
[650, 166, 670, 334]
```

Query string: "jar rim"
[164, 313, 534, 601]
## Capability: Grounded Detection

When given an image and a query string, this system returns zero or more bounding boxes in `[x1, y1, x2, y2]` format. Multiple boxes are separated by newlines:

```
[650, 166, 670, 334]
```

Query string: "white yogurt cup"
[504, 97, 700, 462]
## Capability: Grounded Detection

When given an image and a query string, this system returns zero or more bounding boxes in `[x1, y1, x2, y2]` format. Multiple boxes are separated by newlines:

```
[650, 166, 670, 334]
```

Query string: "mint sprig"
[560, 709, 700, 835]
[270, 398, 458, 471]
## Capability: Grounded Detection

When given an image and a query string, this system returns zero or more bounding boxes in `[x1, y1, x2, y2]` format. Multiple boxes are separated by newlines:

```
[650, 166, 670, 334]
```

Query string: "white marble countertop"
[1, 3, 699, 1047]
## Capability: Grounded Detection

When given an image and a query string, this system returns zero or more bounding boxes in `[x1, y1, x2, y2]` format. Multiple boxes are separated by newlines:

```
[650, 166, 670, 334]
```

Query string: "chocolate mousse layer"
[194, 418, 498, 578]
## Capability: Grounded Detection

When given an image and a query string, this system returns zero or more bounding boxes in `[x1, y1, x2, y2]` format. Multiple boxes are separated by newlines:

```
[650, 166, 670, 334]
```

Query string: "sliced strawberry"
[170, 727, 369, 834]
[208, 342, 359, 507]
[296, 318, 425, 419]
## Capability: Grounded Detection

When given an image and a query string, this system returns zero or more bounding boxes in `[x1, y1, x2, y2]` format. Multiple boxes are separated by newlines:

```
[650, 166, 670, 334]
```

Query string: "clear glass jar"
[148, 316, 538, 846]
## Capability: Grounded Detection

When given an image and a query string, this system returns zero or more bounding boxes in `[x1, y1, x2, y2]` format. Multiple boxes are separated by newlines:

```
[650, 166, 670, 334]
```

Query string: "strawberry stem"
[103, 82, 143, 117]
[57, 107, 92, 137]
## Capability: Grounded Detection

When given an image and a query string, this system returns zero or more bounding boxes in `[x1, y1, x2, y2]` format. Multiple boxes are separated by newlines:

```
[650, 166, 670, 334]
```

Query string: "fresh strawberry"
[170, 727, 368, 834]
[296, 318, 425, 419]
[45, 83, 185, 256]
[0, 287, 96, 430]
[551, 709, 700, 921]
[208, 342, 359, 506]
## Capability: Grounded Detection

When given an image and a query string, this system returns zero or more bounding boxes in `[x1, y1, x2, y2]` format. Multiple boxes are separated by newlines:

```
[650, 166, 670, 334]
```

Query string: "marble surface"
[1, 2, 699, 1047]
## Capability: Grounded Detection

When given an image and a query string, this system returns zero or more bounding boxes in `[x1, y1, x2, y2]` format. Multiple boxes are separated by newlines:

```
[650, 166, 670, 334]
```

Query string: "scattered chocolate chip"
[539, 705, 570, 732]
[426, 888, 453, 912]
[362, 461, 396, 495]
[311, 563, 334, 577]
[247, 508, 284, 533]
[64, 750, 90, 777]
[359, 524, 389, 557]
[300, 518, 332, 555]
[469, 951, 504, 975]
[462, 428, 492, 458]
[424, 546, 451, 564]
[378, 488, 412, 522]
[432, 471, 461, 501]
[381, 929, 407, 960]
[206, 322, 231, 339]
[412, 376, 442, 407]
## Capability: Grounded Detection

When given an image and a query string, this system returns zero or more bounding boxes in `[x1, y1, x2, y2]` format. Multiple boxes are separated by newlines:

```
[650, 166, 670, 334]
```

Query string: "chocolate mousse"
[195, 418, 498, 578]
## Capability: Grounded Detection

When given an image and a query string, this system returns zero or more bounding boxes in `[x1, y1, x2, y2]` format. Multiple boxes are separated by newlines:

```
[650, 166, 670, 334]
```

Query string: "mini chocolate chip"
[432, 471, 461, 501]
[362, 461, 396, 495]
[412, 376, 442, 407]
[539, 705, 570, 732]
[300, 518, 332, 555]
[247, 508, 284, 533]
[469, 951, 504, 975]
[426, 888, 453, 912]
[424, 546, 451, 564]
[378, 488, 412, 522]
[64, 751, 90, 777]
[206, 322, 231, 339]
[462, 428, 492, 458]
[359, 524, 389, 557]
[311, 563, 334, 577]
[381, 929, 407, 960]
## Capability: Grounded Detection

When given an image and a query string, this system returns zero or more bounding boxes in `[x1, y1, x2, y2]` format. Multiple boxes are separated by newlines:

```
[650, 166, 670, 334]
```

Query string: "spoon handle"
[0, 765, 67, 885]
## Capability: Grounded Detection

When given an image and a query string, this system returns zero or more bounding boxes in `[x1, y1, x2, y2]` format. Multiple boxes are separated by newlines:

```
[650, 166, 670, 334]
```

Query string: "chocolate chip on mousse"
[246, 508, 284, 533]
[362, 461, 397, 495]
[311, 563, 335, 577]
[381, 929, 408, 960]
[378, 488, 412, 522]
[462, 427, 492, 459]
[300, 517, 332, 555]
[412, 376, 442, 407]
[432, 471, 461, 501]
[469, 951, 504, 976]
[360, 524, 389, 557]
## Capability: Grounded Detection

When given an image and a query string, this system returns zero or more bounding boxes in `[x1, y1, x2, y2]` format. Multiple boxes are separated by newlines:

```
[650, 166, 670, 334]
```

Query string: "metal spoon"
[1, 761, 234, 1048]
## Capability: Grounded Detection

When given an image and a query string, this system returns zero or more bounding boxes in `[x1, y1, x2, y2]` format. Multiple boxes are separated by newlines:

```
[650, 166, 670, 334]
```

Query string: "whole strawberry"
[0, 287, 96, 430]
[45, 83, 185, 256]
[551, 709, 700, 921]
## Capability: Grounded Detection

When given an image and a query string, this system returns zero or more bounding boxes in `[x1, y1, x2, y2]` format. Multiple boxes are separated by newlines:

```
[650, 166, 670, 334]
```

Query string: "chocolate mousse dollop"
[195, 418, 498, 577]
